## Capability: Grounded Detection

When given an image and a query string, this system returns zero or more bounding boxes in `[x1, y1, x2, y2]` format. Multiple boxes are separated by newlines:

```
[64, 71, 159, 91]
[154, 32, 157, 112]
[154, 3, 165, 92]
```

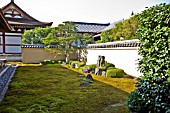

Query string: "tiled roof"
[73, 22, 110, 33]
[21, 44, 56, 48]
[7, 17, 52, 29]
[87, 39, 140, 48]
[7, 18, 44, 25]
[2, 1, 53, 29]
[0, 8, 11, 31]
[101, 20, 124, 32]
[2, 1, 38, 21]
[22, 40, 140, 49]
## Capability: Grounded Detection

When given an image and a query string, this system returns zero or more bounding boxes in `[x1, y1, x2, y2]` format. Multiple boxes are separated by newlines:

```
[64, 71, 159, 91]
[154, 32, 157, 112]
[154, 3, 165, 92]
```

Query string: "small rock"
[82, 68, 88, 73]
[78, 74, 84, 77]
[101, 71, 106, 76]
[80, 82, 90, 87]
[86, 74, 94, 81]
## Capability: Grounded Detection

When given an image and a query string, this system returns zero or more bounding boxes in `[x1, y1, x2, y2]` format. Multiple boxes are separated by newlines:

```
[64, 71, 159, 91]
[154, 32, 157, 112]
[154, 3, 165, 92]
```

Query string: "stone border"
[0, 65, 10, 78]
[0, 66, 16, 102]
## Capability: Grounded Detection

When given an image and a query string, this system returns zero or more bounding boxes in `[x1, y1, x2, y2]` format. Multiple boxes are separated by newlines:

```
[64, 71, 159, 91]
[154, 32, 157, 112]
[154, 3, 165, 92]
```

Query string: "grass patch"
[0, 64, 133, 113]
[65, 65, 136, 93]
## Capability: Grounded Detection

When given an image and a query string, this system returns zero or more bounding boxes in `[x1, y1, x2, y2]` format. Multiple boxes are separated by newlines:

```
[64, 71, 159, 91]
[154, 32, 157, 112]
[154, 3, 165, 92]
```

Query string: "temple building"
[73, 22, 110, 35]
[0, 0, 52, 56]
[72, 21, 110, 41]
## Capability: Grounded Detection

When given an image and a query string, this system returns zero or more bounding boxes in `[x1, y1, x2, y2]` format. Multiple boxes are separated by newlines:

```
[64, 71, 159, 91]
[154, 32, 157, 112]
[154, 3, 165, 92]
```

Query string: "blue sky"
[0, 0, 169, 26]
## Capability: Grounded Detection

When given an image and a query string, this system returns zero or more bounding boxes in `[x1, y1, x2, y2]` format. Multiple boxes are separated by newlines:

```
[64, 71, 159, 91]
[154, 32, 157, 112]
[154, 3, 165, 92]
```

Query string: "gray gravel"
[0, 66, 16, 102]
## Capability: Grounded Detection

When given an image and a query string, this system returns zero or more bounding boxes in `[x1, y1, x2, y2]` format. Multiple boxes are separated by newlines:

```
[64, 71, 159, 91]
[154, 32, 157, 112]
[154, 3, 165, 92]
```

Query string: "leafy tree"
[100, 15, 139, 42]
[42, 22, 93, 63]
[122, 16, 138, 40]
[99, 29, 113, 43]
[42, 22, 77, 63]
[76, 33, 93, 62]
[77, 33, 94, 45]
[22, 27, 51, 44]
[113, 21, 124, 41]
[127, 3, 170, 113]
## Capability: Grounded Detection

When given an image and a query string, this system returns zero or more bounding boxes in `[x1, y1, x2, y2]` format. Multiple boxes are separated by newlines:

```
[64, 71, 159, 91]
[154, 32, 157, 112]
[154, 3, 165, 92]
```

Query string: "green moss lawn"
[0, 64, 133, 113]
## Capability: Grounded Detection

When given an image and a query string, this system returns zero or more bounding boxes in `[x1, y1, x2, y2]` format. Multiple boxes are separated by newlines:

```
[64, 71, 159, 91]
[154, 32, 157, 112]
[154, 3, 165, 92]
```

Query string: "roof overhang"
[0, 9, 11, 32]
[2, 1, 53, 29]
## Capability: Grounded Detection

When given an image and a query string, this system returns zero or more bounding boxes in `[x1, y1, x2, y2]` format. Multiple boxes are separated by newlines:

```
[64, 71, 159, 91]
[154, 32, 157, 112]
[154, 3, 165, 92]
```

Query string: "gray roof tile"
[73, 22, 110, 33]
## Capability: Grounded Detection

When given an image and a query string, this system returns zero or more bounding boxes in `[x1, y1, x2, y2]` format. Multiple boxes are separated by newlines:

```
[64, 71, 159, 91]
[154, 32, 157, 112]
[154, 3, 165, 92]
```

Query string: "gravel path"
[0, 65, 16, 102]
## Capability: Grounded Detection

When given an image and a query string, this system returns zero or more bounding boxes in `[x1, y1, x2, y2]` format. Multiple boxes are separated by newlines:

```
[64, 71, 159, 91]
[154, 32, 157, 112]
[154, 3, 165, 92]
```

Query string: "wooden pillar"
[2, 32, 5, 54]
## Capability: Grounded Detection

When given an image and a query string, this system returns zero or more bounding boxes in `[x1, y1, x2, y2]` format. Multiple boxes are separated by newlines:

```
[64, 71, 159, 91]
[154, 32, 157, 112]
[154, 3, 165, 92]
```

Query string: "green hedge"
[107, 68, 125, 78]
[105, 62, 115, 68]
[127, 3, 170, 113]
[101, 62, 115, 71]
[87, 64, 96, 70]
[107, 67, 115, 71]
[41, 60, 58, 65]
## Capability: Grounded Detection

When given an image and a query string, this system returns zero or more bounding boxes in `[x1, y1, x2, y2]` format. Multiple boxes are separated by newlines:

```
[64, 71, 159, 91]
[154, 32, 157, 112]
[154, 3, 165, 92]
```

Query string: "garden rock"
[82, 68, 88, 73]
[80, 82, 90, 87]
[101, 71, 106, 76]
[86, 74, 94, 82]
[78, 74, 84, 77]
[87, 67, 92, 72]
[80, 74, 94, 87]
[95, 67, 99, 75]
[75, 64, 78, 68]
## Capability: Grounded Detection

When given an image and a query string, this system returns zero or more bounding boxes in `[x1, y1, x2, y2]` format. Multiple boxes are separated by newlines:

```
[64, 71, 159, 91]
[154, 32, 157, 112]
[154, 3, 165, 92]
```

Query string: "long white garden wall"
[86, 39, 142, 77]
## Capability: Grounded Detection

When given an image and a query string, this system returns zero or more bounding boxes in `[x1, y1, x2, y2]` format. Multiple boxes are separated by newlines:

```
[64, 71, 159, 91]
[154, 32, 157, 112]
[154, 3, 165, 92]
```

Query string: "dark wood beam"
[2, 32, 5, 53]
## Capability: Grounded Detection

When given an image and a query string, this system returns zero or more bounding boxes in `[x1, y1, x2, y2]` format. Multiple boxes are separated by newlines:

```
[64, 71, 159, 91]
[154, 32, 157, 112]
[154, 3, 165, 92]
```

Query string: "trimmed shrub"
[79, 62, 86, 68]
[58, 60, 62, 64]
[106, 67, 115, 71]
[100, 62, 115, 71]
[79, 66, 85, 72]
[87, 64, 96, 70]
[70, 61, 85, 68]
[41, 60, 58, 65]
[51, 60, 57, 64]
[41, 59, 51, 65]
[107, 68, 125, 78]
[127, 80, 170, 113]
[105, 62, 115, 68]
[100, 66, 107, 71]
[168, 77, 170, 83]
[167, 69, 170, 83]
[127, 3, 170, 113]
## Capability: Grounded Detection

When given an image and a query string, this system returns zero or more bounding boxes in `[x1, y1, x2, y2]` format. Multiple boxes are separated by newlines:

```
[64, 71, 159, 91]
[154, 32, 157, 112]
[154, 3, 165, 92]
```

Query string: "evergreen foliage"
[22, 22, 93, 63]
[42, 22, 78, 63]
[98, 15, 139, 43]
[127, 3, 170, 113]
[107, 68, 125, 78]
[22, 27, 52, 44]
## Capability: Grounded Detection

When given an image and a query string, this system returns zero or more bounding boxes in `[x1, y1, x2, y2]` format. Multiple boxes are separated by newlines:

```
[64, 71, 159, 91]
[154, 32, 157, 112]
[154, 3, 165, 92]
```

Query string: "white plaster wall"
[86, 47, 142, 77]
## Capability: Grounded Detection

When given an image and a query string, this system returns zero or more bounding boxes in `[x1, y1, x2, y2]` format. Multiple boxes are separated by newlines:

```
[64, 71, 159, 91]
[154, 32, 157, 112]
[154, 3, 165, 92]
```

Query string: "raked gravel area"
[0, 65, 16, 102]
